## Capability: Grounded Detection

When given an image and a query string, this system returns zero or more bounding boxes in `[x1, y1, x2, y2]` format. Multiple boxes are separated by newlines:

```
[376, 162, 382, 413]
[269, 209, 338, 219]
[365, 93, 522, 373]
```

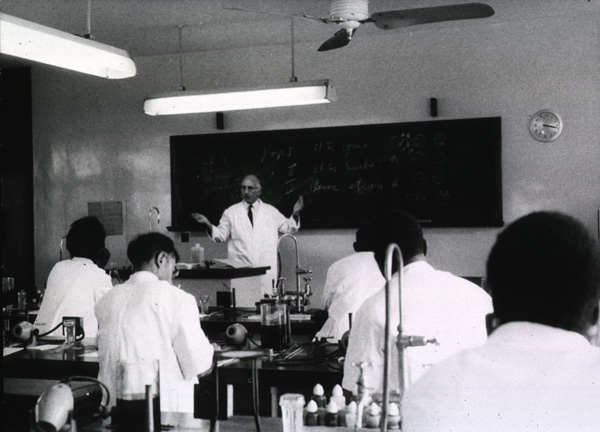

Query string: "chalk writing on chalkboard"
[170, 117, 502, 229]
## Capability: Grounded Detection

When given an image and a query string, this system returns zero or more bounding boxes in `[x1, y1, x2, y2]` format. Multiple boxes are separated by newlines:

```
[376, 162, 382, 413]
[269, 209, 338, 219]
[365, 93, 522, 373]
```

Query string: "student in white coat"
[343, 211, 493, 396]
[402, 211, 600, 432]
[35, 216, 112, 339]
[315, 222, 385, 342]
[191, 174, 304, 306]
[95, 232, 214, 414]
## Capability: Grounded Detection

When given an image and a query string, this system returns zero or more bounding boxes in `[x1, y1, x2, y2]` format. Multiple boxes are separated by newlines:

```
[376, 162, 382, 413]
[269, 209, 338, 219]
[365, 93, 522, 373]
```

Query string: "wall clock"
[529, 109, 563, 142]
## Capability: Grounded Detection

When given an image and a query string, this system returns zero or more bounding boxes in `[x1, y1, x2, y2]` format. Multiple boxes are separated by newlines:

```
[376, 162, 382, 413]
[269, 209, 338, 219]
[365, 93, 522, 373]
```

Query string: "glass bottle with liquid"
[191, 244, 204, 264]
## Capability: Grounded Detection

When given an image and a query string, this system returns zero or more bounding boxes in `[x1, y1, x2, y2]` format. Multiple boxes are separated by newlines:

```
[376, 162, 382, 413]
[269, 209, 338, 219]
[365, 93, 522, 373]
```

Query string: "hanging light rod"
[144, 19, 334, 116]
[0, 13, 136, 79]
[143, 79, 335, 115]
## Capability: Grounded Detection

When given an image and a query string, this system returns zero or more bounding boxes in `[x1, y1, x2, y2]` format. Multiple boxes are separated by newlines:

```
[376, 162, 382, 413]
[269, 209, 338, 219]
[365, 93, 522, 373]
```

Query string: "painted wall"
[32, 13, 600, 308]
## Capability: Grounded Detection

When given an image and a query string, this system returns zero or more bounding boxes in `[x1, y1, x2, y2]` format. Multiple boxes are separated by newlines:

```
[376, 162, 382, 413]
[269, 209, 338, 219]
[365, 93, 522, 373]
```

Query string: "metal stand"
[228, 287, 242, 317]
[217, 350, 266, 432]
[381, 244, 403, 432]
[380, 244, 438, 432]
[251, 358, 261, 432]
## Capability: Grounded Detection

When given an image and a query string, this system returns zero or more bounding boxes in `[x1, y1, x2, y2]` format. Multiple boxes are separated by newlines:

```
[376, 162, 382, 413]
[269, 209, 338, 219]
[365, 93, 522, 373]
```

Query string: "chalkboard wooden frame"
[170, 117, 502, 230]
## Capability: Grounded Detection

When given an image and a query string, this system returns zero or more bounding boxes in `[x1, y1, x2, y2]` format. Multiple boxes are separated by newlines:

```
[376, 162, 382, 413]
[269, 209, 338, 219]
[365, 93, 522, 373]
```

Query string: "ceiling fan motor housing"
[329, 0, 370, 25]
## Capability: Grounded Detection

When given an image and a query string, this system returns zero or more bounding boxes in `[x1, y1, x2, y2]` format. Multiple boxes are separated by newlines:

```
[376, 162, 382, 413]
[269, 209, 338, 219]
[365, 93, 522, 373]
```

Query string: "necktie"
[248, 204, 253, 226]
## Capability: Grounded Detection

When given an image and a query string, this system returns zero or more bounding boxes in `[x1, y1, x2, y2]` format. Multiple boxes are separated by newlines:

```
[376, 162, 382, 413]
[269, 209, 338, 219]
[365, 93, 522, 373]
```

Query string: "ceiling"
[1, 0, 598, 66]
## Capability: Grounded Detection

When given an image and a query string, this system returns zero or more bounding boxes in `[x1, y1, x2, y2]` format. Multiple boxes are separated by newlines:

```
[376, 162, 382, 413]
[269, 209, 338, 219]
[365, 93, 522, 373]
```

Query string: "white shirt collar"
[243, 199, 261, 210]
[128, 271, 160, 283]
[71, 257, 95, 265]
[489, 321, 592, 348]
[403, 260, 433, 273]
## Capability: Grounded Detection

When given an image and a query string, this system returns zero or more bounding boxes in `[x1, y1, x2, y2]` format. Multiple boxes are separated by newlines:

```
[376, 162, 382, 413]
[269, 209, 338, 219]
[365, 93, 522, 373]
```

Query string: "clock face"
[529, 110, 563, 142]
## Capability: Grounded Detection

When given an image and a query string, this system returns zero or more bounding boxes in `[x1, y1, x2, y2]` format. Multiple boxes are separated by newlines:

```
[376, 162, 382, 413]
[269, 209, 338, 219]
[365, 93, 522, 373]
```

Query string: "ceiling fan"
[225, 1, 495, 51]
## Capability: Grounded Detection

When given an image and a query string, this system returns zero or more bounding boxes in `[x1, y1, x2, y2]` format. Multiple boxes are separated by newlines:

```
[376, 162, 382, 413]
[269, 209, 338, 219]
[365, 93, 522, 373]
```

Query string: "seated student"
[95, 232, 214, 414]
[314, 222, 385, 342]
[402, 211, 600, 432]
[343, 210, 493, 396]
[35, 216, 112, 339]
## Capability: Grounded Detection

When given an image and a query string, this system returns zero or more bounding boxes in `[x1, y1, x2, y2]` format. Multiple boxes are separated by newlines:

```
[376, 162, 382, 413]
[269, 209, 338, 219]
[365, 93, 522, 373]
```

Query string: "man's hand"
[292, 195, 304, 216]
[191, 213, 210, 226]
[191, 213, 213, 236]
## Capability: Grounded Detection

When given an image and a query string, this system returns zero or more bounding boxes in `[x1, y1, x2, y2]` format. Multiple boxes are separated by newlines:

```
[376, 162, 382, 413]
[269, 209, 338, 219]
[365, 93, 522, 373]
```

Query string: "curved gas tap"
[380, 243, 404, 432]
[380, 243, 438, 432]
[148, 207, 160, 231]
[277, 234, 312, 312]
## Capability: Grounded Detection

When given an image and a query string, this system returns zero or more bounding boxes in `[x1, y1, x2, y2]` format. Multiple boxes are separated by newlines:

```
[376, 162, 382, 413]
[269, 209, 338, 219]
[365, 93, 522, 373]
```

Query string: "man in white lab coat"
[342, 210, 493, 396]
[192, 174, 304, 306]
[402, 211, 600, 432]
[35, 216, 112, 339]
[95, 232, 214, 414]
[315, 223, 385, 342]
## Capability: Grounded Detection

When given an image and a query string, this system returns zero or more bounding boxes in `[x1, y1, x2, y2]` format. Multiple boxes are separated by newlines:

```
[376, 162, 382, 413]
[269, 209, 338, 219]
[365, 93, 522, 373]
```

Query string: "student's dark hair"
[486, 211, 600, 334]
[66, 216, 106, 260]
[127, 232, 180, 270]
[372, 210, 425, 270]
[354, 221, 377, 252]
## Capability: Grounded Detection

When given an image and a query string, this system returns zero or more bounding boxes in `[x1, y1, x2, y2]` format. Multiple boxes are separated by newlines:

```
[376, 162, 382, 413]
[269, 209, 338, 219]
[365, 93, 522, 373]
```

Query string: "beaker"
[2, 277, 15, 294]
[199, 295, 210, 314]
[3, 277, 15, 306]
[63, 319, 77, 345]
[260, 302, 290, 351]
[17, 290, 27, 310]
[280, 393, 305, 432]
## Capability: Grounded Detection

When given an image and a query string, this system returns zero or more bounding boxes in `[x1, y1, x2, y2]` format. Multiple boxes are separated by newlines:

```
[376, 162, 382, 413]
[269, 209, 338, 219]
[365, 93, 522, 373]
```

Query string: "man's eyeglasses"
[241, 186, 258, 191]
[169, 255, 180, 278]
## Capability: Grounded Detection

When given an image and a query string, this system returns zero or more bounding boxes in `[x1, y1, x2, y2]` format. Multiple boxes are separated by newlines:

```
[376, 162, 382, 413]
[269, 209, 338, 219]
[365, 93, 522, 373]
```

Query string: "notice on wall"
[88, 201, 123, 236]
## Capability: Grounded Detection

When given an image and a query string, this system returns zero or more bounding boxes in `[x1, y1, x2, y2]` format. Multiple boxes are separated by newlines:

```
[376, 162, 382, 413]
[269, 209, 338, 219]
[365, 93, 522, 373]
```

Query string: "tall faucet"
[277, 234, 312, 312]
[380, 243, 438, 432]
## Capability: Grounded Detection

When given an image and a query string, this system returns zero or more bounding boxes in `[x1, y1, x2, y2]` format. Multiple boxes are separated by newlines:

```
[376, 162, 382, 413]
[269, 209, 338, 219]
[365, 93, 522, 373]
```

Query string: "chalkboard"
[170, 117, 502, 229]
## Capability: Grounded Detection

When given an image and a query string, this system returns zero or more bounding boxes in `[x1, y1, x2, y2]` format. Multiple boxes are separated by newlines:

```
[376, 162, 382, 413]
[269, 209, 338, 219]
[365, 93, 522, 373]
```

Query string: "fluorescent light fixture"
[0, 13, 136, 79]
[143, 79, 335, 115]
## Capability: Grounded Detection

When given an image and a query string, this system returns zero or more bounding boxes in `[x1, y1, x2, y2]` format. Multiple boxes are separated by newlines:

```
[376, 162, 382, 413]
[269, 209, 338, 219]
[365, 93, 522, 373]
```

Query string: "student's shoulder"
[436, 270, 488, 293]
[355, 288, 386, 320]
[336, 252, 374, 266]
[161, 282, 197, 304]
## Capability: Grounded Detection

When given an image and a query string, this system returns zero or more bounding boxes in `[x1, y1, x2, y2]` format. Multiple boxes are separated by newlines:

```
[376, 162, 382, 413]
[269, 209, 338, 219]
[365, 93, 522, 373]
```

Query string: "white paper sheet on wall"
[88, 201, 123, 236]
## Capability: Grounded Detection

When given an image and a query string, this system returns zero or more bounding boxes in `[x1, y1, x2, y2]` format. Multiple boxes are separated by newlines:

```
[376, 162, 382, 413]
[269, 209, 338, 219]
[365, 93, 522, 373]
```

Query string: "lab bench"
[197, 342, 344, 419]
[176, 266, 271, 280]
[3, 338, 344, 428]
[80, 412, 366, 432]
[199, 306, 326, 339]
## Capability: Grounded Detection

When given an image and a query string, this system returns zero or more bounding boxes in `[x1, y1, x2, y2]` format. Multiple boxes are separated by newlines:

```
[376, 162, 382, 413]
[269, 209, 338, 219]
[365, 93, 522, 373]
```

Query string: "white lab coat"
[95, 271, 214, 413]
[343, 261, 493, 395]
[402, 322, 600, 432]
[315, 252, 385, 342]
[210, 199, 299, 305]
[34, 257, 112, 338]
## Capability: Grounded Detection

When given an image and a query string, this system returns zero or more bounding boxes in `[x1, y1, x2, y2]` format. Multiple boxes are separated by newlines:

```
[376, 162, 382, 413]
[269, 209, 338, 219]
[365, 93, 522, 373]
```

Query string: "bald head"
[241, 175, 262, 204]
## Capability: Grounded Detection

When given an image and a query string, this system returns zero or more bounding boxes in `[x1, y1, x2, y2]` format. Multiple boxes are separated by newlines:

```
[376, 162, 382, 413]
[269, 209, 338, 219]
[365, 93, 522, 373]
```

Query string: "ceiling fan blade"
[318, 29, 354, 52]
[223, 6, 330, 23]
[370, 3, 495, 30]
